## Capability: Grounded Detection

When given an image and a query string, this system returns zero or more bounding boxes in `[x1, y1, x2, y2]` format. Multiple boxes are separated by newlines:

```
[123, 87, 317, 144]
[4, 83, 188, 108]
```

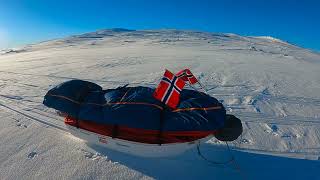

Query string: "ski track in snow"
[0, 29, 320, 179]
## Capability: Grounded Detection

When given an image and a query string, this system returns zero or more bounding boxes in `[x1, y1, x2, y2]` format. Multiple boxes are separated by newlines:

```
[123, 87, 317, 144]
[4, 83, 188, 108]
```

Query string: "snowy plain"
[0, 29, 320, 179]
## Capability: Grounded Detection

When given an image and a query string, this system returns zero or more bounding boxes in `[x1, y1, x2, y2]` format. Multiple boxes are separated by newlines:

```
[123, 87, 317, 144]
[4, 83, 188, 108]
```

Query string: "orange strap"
[47, 94, 81, 104]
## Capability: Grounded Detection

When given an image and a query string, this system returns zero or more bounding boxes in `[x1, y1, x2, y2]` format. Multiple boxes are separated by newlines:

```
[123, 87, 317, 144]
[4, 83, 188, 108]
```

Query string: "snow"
[248, 36, 289, 44]
[0, 29, 320, 179]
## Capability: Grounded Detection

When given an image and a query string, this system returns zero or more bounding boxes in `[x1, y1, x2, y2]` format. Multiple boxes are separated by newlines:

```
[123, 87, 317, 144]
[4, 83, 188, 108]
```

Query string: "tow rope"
[196, 141, 248, 180]
[196, 141, 235, 166]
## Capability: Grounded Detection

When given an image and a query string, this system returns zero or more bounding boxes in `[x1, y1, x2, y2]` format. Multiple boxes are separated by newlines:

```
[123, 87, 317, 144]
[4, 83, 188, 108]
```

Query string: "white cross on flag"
[153, 69, 185, 109]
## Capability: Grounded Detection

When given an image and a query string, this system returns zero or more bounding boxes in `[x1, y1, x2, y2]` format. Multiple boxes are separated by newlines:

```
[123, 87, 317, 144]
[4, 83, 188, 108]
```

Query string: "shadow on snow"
[87, 142, 320, 180]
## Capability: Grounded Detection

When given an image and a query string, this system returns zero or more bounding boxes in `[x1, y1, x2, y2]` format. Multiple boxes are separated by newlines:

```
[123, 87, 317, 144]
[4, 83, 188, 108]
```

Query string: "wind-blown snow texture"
[0, 29, 319, 179]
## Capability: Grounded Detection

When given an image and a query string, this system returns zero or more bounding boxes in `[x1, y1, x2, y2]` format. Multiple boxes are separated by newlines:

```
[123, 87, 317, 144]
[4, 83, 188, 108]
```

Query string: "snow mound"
[249, 36, 290, 45]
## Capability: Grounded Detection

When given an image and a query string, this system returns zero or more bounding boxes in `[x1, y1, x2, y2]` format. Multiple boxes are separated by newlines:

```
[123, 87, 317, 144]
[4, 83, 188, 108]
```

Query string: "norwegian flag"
[153, 69, 185, 109]
[176, 69, 198, 84]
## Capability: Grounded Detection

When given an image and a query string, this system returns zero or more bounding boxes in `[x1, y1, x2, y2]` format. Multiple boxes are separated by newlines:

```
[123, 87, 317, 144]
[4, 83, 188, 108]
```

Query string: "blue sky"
[0, 0, 319, 51]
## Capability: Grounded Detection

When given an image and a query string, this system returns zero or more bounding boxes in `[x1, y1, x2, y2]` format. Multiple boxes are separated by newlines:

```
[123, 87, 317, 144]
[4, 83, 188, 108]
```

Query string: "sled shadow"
[87, 143, 320, 180]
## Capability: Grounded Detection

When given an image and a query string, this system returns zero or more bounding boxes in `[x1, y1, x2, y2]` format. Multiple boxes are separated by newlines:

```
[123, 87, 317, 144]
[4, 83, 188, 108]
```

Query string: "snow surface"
[0, 29, 320, 179]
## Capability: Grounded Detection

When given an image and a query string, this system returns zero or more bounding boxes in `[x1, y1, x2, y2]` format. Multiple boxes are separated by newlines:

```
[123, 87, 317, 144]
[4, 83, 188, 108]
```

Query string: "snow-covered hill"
[0, 29, 319, 179]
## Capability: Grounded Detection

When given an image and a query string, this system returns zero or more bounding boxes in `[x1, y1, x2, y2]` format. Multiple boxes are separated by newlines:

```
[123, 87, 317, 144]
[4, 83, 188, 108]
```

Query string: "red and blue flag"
[153, 69, 185, 109]
[176, 69, 198, 84]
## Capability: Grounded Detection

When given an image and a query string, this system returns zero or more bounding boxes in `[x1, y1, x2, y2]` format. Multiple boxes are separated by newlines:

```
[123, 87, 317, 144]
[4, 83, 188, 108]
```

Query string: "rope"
[225, 142, 248, 180]
[196, 141, 235, 166]
[197, 141, 248, 180]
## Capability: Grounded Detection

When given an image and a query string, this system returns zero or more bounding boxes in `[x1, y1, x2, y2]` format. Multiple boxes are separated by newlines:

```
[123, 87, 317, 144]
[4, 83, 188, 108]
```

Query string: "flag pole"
[187, 80, 207, 94]
[176, 69, 208, 94]
[187, 83, 199, 92]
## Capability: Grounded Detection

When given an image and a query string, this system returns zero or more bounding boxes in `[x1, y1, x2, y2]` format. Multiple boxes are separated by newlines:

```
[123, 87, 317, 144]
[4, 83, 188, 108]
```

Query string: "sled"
[44, 79, 242, 157]
[65, 121, 214, 157]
